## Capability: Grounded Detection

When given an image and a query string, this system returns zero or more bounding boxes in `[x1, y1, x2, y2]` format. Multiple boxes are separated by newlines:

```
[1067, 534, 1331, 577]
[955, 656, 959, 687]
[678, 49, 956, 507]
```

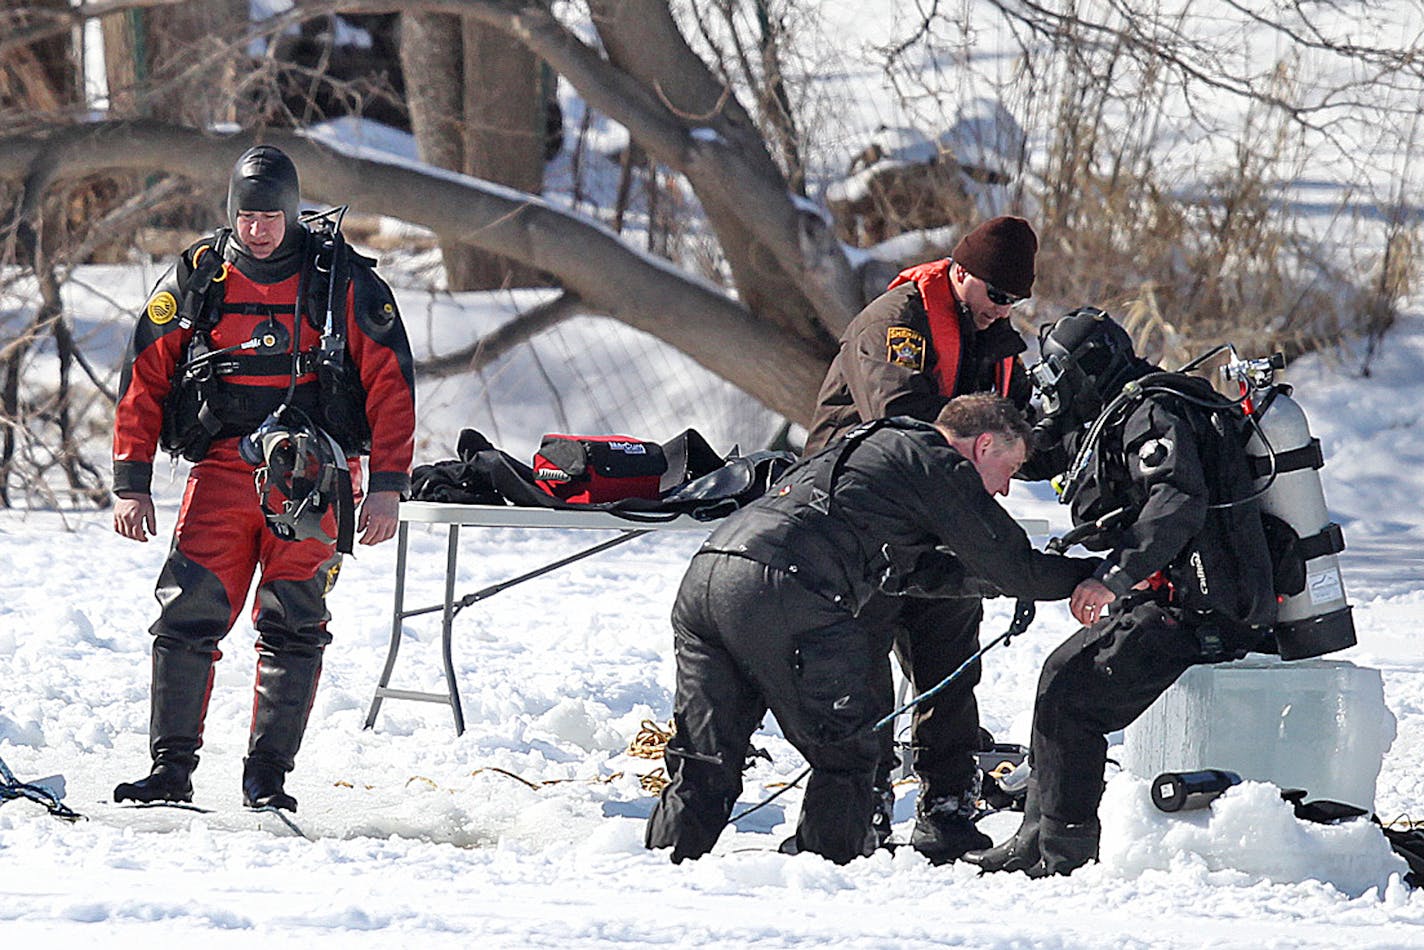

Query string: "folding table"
[363, 501, 715, 734]
[364, 500, 1051, 736]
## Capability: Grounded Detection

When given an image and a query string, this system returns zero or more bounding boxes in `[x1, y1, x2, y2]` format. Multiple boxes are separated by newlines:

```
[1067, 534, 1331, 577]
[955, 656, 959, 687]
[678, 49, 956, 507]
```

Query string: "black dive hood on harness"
[244, 406, 355, 553]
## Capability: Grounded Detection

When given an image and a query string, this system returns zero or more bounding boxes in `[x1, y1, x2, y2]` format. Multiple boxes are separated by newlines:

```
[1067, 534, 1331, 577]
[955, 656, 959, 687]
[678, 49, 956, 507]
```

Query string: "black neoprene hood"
[227, 145, 301, 230]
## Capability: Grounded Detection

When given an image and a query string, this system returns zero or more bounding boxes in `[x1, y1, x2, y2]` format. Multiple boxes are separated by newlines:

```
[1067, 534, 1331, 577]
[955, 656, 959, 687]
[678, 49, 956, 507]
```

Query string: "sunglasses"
[983, 280, 1027, 308]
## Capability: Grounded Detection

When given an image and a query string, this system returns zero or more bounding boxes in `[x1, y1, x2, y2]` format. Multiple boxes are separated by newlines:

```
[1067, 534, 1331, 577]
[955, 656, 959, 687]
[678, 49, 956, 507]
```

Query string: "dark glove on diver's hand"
[878, 545, 995, 599]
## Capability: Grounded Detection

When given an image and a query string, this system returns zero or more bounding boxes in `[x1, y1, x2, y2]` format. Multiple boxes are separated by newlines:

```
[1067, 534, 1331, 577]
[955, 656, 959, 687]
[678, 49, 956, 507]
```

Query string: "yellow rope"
[625, 718, 678, 794]
[396, 768, 629, 791]
[639, 767, 669, 793]
[339, 721, 677, 797]
[627, 718, 676, 759]
[539, 772, 623, 786]
[986, 759, 1022, 782]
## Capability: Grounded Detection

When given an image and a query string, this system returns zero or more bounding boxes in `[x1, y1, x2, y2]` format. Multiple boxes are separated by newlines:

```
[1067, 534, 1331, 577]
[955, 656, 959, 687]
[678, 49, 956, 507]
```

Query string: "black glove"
[878, 545, 986, 599]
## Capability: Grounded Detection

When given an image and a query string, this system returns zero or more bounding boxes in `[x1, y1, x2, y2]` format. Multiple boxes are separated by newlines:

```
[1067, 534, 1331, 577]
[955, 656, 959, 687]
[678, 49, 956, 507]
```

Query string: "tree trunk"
[398, 11, 479, 288]
[100, 0, 245, 122]
[0, 338, 23, 508]
[1, 0, 75, 114]
[148, 0, 247, 124]
[401, 12, 548, 291]
[99, 9, 143, 115]
[461, 17, 545, 289]
[98, 0, 243, 234]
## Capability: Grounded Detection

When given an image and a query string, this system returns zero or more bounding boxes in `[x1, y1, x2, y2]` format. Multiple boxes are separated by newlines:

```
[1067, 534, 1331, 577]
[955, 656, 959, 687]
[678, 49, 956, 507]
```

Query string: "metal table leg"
[364, 521, 466, 733]
[365, 525, 654, 736]
[364, 521, 412, 730]
[441, 524, 465, 734]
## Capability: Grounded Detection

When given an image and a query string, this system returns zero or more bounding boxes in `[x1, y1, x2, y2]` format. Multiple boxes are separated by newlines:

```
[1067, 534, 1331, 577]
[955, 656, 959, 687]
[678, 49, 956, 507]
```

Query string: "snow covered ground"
[7, 2, 1424, 943]
[2, 272, 1424, 946]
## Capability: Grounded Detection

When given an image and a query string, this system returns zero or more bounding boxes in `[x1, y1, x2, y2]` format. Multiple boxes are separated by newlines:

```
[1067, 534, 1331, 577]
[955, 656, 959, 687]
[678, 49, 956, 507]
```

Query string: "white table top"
[399, 501, 1050, 536]
[398, 501, 715, 531]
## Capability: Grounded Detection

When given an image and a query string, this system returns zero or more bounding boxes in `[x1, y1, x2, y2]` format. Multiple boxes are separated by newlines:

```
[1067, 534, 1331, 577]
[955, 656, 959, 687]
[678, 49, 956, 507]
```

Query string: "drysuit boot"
[114, 639, 216, 803]
[113, 761, 194, 804]
[963, 778, 1042, 873]
[870, 780, 897, 848]
[1028, 816, 1100, 877]
[242, 759, 298, 812]
[794, 767, 879, 865]
[243, 649, 322, 812]
[909, 778, 991, 864]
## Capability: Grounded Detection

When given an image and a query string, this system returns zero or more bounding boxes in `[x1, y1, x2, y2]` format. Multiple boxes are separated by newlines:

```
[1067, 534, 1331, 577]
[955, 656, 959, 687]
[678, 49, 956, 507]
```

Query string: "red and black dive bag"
[532, 434, 667, 503]
[410, 427, 792, 522]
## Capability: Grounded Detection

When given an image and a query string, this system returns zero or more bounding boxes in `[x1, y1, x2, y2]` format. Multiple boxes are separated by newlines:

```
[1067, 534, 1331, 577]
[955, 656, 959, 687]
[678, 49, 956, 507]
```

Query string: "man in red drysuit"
[111, 145, 415, 811]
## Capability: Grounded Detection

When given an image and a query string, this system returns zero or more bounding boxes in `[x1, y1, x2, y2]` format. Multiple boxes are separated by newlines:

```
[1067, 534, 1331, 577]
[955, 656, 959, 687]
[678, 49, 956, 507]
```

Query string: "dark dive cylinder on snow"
[1151, 769, 1242, 812]
[1244, 383, 1356, 660]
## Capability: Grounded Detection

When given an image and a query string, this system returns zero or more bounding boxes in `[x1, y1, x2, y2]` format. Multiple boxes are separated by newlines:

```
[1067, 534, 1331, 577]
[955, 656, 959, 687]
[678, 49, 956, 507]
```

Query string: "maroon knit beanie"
[951, 215, 1038, 298]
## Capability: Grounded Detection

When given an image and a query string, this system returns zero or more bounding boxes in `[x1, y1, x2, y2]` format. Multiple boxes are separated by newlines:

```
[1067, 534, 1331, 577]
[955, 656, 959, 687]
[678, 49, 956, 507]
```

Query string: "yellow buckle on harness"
[191, 244, 229, 282]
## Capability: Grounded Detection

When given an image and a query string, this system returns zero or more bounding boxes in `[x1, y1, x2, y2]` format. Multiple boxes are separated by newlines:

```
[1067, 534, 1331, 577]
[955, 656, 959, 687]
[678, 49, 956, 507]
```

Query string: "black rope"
[0, 754, 83, 822]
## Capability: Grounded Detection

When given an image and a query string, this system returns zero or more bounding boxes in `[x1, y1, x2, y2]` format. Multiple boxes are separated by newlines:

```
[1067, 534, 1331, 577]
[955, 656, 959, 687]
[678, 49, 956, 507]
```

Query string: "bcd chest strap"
[163, 216, 374, 461]
[206, 351, 320, 378]
[177, 230, 233, 331]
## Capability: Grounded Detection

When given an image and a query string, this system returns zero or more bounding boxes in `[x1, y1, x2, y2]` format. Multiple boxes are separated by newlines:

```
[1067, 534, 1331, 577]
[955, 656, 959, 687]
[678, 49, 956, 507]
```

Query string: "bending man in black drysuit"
[645, 394, 1099, 865]
[805, 216, 1039, 861]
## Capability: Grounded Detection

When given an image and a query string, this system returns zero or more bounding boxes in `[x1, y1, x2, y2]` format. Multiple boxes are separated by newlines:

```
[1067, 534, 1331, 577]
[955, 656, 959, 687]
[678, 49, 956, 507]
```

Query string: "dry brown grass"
[1000, 48, 1419, 372]
[1027, 153, 1417, 370]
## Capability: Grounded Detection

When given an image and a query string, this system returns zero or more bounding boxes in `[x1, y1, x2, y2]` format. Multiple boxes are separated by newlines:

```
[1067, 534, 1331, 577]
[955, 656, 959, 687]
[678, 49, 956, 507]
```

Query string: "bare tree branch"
[0, 119, 831, 422]
[59, 177, 194, 271]
[418, 290, 582, 377]
[0, 0, 189, 56]
[299, 0, 861, 341]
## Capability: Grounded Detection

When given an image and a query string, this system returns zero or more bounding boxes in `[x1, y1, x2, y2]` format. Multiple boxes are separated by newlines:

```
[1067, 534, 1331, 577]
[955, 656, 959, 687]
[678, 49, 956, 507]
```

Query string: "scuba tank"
[1224, 352, 1356, 660]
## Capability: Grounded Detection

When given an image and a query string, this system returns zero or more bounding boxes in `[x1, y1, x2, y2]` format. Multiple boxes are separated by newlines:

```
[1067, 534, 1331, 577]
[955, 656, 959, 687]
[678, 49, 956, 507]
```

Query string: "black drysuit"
[1029, 375, 1276, 831]
[644, 419, 1097, 864]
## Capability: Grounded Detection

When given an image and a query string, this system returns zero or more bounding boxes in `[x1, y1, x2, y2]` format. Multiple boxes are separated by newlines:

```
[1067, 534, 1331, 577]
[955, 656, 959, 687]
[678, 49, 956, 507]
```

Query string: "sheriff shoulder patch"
[886, 327, 926, 371]
[147, 291, 178, 326]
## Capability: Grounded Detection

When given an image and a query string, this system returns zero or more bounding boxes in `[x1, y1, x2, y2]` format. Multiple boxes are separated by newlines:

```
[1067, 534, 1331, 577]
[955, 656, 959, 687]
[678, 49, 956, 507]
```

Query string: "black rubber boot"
[909, 777, 991, 864]
[242, 759, 298, 812]
[794, 767, 879, 864]
[243, 648, 322, 812]
[963, 778, 1042, 873]
[114, 761, 194, 804]
[114, 639, 215, 803]
[1027, 816, 1100, 877]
